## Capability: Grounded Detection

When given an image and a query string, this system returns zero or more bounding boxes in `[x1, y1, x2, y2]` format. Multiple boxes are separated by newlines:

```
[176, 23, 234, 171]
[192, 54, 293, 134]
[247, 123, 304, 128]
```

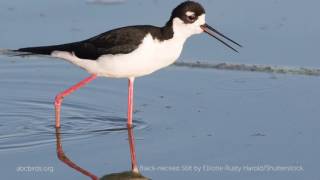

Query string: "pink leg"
[127, 77, 135, 126]
[55, 74, 97, 128]
[127, 124, 139, 173]
[127, 78, 139, 172]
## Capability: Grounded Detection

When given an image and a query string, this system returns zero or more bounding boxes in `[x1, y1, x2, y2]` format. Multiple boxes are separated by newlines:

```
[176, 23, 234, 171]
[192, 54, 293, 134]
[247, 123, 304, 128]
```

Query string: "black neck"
[161, 19, 174, 40]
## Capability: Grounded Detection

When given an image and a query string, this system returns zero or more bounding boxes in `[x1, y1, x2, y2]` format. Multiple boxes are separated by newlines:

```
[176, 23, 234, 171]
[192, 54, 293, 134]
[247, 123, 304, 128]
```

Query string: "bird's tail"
[17, 44, 74, 55]
[0, 48, 28, 57]
[0, 42, 80, 57]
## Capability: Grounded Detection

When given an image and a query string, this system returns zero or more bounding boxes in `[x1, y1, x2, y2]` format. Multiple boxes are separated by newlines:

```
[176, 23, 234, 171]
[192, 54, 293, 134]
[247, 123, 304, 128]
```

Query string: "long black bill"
[200, 24, 242, 53]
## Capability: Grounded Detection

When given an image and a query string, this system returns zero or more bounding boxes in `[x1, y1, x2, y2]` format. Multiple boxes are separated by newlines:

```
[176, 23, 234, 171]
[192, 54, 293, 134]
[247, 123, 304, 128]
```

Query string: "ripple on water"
[215, 76, 282, 93]
[0, 98, 147, 152]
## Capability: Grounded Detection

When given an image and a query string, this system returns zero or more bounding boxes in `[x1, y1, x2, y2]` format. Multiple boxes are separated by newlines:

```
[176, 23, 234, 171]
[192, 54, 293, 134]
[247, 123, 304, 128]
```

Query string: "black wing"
[16, 26, 157, 60]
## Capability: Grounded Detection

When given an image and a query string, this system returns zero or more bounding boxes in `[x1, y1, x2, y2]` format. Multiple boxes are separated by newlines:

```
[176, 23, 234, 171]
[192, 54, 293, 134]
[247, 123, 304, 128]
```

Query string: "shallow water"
[0, 0, 320, 180]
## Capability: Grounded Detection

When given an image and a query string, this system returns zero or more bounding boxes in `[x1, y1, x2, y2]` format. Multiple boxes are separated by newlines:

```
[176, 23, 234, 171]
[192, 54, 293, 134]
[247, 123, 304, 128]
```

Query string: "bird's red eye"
[187, 15, 196, 22]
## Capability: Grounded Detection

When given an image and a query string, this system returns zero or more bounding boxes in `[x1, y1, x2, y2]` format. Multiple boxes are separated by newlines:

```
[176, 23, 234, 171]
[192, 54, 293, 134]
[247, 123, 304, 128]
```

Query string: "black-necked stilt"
[15, 1, 241, 129]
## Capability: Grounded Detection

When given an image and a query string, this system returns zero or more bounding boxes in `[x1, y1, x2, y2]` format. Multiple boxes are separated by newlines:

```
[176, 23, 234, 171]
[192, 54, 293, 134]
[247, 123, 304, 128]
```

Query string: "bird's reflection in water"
[55, 128, 98, 180]
[55, 125, 150, 180]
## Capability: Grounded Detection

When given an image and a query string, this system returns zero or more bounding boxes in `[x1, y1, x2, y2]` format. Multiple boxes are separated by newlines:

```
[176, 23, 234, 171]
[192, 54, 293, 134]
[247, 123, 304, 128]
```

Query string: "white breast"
[94, 33, 186, 78]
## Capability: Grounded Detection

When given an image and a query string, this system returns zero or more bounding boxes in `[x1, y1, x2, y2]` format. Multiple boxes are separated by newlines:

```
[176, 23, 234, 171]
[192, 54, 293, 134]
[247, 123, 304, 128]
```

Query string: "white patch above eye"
[197, 14, 206, 25]
[186, 11, 195, 16]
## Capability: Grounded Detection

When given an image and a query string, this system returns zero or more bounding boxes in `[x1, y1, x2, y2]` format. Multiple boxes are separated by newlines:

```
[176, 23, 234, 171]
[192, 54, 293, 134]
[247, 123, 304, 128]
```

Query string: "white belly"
[52, 34, 186, 78]
[96, 34, 185, 78]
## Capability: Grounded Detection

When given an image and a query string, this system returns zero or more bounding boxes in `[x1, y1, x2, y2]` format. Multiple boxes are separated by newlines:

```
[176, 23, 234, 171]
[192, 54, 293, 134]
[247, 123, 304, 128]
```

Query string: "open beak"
[200, 24, 242, 53]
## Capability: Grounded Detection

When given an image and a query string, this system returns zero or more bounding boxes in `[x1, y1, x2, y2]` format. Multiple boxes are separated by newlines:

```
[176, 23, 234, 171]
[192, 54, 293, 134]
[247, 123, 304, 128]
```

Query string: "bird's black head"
[165, 1, 206, 38]
[170, 1, 205, 24]
[166, 1, 242, 52]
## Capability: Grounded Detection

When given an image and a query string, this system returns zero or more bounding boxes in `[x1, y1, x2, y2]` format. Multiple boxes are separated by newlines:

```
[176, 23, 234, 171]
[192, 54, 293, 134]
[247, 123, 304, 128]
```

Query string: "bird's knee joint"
[54, 94, 64, 106]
